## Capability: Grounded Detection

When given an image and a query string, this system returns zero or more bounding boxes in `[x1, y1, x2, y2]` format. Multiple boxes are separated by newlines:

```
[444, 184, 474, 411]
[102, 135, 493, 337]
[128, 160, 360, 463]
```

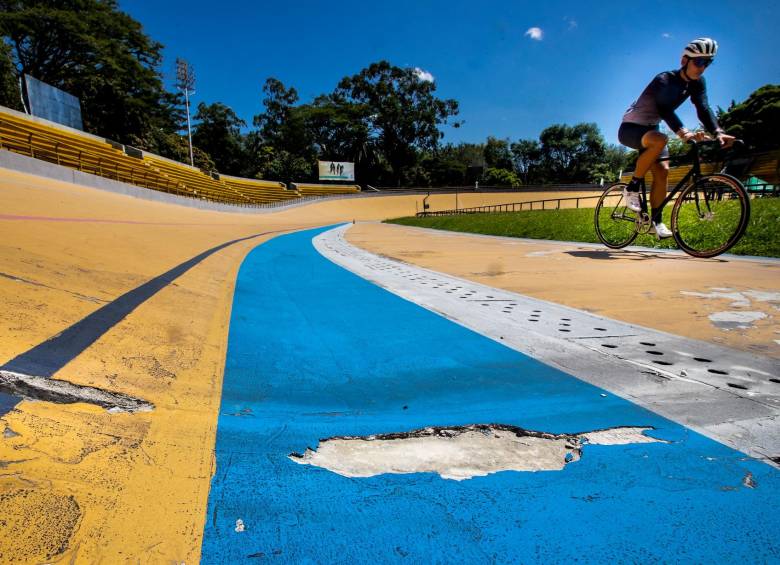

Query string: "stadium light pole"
[175, 58, 196, 167]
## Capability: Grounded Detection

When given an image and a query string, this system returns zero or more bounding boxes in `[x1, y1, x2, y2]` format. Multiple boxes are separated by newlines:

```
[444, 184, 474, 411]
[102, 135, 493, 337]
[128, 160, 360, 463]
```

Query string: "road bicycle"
[594, 140, 750, 258]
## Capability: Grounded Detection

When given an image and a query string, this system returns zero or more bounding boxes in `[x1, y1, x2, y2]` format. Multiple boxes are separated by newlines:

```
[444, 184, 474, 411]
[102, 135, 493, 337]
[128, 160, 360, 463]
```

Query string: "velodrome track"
[0, 167, 778, 563]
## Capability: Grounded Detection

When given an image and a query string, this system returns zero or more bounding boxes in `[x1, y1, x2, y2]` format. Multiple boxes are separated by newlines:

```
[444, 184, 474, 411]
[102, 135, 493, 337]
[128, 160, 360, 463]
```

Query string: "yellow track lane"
[1, 168, 567, 563]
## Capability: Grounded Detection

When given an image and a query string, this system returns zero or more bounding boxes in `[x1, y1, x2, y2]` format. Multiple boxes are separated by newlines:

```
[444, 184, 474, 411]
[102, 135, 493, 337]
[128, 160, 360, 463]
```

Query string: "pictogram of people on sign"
[328, 162, 345, 176]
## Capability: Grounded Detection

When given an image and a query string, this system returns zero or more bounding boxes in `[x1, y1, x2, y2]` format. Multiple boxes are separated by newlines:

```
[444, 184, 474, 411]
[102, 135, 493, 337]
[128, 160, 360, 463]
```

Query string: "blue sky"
[121, 0, 778, 146]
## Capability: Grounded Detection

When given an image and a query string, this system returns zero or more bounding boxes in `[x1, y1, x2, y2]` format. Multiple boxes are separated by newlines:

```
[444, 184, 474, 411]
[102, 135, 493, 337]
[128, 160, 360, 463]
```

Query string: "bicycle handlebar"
[687, 138, 744, 148]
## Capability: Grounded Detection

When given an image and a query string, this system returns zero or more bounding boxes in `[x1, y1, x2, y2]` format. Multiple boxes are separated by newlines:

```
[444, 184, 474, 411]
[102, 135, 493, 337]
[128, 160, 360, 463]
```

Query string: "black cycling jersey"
[622, 70, 721, 134]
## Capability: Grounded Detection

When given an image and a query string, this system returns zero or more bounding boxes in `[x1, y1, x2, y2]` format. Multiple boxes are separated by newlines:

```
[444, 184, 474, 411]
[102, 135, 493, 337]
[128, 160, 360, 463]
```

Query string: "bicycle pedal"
[634, 212, 652, 234]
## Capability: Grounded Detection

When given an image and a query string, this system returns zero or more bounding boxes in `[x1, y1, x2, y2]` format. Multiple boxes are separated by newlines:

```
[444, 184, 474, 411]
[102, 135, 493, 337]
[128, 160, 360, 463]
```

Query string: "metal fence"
[417, 183, 778, 217]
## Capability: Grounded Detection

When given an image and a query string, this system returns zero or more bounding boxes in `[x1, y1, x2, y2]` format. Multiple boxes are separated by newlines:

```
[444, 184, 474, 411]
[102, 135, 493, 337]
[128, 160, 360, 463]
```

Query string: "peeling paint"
[680, 289, 780, 309]
[289, 424, 666, 481]
[525, 251, 556, 257]
[0, 369, 153, 413]
[681, 290, 752, 308]
[708, 311, 767, 330]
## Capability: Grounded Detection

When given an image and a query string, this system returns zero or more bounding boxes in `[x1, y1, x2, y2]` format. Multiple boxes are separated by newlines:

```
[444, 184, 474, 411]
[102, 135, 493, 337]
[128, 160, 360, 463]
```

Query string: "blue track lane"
[201, 226, 779, 564]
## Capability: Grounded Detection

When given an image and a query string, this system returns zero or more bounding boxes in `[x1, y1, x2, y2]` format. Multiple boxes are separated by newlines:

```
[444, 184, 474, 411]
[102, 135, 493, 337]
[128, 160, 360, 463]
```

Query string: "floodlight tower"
[175, 58, 196, 167]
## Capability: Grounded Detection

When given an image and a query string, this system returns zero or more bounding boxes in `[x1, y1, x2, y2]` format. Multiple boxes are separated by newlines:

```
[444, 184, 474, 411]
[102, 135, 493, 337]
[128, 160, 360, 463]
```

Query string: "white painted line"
[314, 225, 780, 466]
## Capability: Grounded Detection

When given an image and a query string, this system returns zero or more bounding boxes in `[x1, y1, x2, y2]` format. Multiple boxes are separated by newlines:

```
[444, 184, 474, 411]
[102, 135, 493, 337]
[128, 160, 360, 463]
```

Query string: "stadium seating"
[141, 154, 250, 204]
[749, 151, 780, 183]
[0, 106, 315, 205]
[293, 183, 361, 197]
[0, 107, 183, 195]
[220, 175, 301, 203]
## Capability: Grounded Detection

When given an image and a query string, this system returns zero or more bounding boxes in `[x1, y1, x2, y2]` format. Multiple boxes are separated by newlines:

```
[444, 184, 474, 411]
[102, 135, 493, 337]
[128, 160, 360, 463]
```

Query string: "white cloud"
[413, 67, 434, 82]
[525, 27, 543, 41]
[661, 32, 672, 38]
[564, 17, 577, 30]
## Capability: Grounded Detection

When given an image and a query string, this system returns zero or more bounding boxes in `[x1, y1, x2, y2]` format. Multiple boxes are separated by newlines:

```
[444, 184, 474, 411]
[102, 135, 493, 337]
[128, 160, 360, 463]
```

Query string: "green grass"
[385, 197, 780, 258]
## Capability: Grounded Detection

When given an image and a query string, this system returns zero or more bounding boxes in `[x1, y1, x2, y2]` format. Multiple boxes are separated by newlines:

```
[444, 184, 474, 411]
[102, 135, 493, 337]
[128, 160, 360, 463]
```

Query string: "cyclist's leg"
[649, 159, 670, 219]
[635, 130, 668, 179]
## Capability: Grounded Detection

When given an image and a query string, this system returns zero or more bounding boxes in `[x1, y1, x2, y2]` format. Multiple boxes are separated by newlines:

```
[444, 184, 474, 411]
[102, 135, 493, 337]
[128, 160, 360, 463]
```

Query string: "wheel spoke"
[672, 175, 749, 258]
[595, 184, 638, 249]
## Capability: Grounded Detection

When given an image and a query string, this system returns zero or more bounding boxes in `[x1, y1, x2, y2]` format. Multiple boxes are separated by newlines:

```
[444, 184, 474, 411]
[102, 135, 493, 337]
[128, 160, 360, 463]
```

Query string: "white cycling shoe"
[650, 222, 673, 239]
[623, 187, 642, 212]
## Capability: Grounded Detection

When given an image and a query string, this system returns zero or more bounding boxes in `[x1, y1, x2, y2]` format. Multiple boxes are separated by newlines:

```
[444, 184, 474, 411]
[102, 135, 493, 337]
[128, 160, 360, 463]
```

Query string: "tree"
[0, 40, 21, 110]
[192, 102, 246, 175]
[419, 144, 469, 186]
[510, 139, 541, 184]
[252, 78, 307, 152]
[483, 167, 519, 187]
[538, 123, 606, 183]
[248, 77, 315, 179]
[296, 93, 383, 181]
[128, 127, 215, 171]
[718, 84, 780, 150]
[334, 60, 460, 185]
[590, 144, 631, 182]
[0, 0, 177, 142]
[252, 145, 313, 183]
[483, 137, 513, 170]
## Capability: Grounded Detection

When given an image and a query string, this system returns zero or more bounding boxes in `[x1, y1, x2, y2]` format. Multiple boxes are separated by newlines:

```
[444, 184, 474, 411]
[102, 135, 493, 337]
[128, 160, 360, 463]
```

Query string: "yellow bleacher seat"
[219, 175, 300, 204]
[294, 183, 361, 197]
[1, 106, 376, 206]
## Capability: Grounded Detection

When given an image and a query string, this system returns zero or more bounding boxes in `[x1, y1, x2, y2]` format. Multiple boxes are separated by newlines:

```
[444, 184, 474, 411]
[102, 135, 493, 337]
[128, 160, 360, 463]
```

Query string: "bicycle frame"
[636, 142, 704, 214]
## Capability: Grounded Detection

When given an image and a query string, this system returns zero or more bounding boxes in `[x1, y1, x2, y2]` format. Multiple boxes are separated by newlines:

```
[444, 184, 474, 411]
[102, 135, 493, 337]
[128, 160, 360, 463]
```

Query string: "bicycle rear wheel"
[671, 174, 750, 258]
[594, 183, 639, 249]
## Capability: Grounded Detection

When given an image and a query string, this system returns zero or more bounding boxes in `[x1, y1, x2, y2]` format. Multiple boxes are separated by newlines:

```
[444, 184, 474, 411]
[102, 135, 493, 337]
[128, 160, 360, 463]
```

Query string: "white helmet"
[682, 37, 718, 58]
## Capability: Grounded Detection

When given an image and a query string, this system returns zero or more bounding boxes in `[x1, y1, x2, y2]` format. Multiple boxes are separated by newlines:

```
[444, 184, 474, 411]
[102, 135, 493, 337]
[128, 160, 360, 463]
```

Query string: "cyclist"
[618, 37, 735, 239]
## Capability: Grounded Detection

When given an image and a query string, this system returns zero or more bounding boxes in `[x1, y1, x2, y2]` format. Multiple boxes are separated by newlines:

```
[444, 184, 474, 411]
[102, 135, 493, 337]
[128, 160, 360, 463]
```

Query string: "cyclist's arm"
[690, 78, 723, 135]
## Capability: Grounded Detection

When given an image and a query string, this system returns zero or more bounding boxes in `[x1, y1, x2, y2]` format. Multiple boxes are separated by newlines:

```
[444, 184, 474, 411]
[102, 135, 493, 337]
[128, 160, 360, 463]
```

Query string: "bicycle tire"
[594, 183, 639, 249]
[671, 173, 750, 258]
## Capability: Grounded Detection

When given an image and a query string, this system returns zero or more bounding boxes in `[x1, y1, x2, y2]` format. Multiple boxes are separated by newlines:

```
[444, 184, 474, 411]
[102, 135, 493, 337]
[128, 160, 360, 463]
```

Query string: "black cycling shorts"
[618, 122, 670, 159]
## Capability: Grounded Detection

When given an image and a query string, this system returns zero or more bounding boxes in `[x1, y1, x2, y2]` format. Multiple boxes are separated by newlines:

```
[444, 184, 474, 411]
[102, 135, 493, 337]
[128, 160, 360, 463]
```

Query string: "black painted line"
[1, 228, 290, 378]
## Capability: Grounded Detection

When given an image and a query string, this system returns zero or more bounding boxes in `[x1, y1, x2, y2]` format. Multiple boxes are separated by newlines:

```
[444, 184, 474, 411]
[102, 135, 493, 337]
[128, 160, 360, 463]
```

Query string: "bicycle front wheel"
[671, 174, 750, 258]
[594, 183, 639, 249]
